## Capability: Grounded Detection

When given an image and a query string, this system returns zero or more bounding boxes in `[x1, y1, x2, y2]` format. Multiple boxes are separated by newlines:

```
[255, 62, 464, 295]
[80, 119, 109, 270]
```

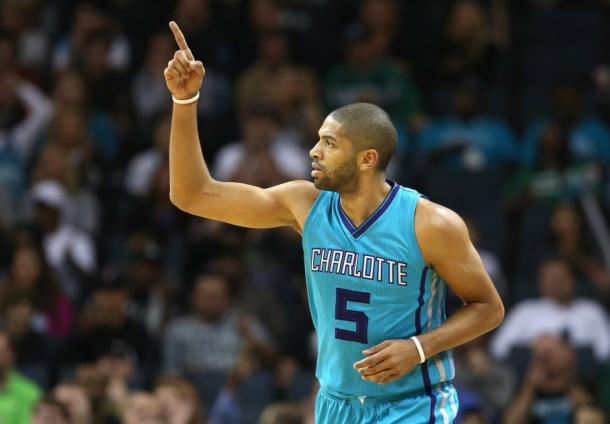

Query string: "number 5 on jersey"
[335, 288, 370, 344]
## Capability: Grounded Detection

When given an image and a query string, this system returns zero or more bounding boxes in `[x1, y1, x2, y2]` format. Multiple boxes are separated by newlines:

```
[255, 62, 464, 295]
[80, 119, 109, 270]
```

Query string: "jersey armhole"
[410, 194, 428, 268]
[302, 190, 327, 235]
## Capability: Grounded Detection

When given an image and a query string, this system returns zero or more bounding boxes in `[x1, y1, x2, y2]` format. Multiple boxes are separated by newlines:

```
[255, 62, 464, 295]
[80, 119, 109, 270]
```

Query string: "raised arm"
[164, 21, 317, 231]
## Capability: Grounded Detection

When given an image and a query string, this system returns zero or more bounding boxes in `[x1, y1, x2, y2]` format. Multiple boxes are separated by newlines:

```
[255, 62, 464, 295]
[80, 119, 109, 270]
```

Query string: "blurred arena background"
[0, 0, 609, 423]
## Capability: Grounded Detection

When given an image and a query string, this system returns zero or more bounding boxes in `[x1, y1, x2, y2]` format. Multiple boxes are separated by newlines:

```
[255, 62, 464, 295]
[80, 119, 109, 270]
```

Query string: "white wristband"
[172, 92, 200, 104]
[410, 336, 426, 364]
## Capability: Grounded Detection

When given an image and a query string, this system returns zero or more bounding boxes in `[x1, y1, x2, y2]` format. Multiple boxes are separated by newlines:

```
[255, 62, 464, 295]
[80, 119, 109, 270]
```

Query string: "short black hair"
[329, 103, 397, 172]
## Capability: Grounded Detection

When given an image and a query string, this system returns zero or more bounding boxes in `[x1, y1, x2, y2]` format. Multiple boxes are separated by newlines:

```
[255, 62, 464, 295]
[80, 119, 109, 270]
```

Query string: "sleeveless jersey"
[302, 181, 454, 399]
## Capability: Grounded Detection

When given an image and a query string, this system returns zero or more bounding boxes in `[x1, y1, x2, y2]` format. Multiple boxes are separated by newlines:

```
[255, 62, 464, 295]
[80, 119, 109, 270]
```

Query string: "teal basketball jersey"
[302, 180, 455, 399]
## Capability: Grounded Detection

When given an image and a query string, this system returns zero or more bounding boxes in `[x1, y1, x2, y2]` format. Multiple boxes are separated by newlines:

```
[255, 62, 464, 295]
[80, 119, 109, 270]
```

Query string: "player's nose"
[309, 141, 322, 160]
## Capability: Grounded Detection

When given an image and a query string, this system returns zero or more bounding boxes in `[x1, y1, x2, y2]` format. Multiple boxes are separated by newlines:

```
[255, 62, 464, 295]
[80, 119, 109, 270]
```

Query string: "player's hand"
[353, 339, 421, 385]
[164, 21, 205, 100]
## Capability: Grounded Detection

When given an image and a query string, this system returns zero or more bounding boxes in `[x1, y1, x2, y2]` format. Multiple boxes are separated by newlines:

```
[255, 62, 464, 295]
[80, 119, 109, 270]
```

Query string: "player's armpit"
[171, 179, 319, 232]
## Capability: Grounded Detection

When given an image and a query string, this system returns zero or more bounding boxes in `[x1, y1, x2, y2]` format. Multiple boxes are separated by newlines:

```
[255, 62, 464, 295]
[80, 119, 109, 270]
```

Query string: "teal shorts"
[315, 384, 458, 424]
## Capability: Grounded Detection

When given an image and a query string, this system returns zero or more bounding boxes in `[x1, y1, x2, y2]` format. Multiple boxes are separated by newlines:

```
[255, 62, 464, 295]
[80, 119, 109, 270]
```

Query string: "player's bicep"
[436, 237, 496, 304]
[416, 201, 500, 304]
[173, 179, 316, 230]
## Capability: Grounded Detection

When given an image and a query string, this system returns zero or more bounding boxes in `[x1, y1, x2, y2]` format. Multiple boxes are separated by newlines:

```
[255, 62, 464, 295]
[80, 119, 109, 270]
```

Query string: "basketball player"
[165, 21, 504, 423]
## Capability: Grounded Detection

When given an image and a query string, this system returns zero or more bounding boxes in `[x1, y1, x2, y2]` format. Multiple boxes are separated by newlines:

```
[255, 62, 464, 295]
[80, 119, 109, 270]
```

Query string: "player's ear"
[359, 149, 379, 171]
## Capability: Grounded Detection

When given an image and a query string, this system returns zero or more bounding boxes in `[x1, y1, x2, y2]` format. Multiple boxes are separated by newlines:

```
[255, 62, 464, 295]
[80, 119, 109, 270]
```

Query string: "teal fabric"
[303, 182, 455, 402]
[315, 383, 459, 424]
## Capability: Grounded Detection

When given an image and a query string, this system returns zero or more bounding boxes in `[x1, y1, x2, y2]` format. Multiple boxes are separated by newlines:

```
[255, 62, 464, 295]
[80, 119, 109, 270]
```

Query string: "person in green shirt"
[0, 329, 42, 424]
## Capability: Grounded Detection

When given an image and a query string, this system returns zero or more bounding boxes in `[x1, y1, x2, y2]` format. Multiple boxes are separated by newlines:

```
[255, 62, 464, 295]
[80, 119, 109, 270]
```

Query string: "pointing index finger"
[169, 21, 190, 52]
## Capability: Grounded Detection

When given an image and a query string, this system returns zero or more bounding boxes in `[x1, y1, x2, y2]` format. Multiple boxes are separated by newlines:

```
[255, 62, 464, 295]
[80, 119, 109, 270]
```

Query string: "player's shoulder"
[269, 180, 320, 233]
[272, 180, 319, 204]
[414, 198, 472, 264]
[415, 197, 467, 236]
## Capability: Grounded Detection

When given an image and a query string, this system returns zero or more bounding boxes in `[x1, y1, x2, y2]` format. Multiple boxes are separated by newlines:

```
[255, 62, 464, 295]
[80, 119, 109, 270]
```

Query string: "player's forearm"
[168, 102, 213, 207]
[417, 299, 504, 360]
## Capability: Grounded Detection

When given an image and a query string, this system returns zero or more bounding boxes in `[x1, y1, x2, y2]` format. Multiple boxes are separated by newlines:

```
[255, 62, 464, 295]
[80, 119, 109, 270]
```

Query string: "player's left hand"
[353, 339, 421, 385]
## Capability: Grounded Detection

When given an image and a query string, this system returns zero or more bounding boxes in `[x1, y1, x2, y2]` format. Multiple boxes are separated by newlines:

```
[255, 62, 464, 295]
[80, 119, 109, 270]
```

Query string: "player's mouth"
[311, 162, 323, 178]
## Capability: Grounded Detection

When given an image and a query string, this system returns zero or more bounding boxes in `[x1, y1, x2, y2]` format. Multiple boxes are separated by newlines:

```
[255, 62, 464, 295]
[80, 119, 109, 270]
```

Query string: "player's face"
[309, 116, 359, 193]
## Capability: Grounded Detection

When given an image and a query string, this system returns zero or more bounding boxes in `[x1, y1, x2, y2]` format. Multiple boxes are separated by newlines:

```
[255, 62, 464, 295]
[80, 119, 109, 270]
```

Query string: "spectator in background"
[77, 30, 130, 125]
[522, 83, 610, 166]
[29, 180, 96, 301]
[68, 359, 134, 423]
[0, 37, 53, 163]
[132, 32, 174, 124]
[573, 404, 608, 424]
[124, 231, 172, 337]
[31, 397, 70, 424]
[126, 113, 170, 199]
[43, 106, 94, 177]
[214, 101, 309, 186]
[52, 383, 92, 424]
[182, 221, 250, 287]
[128, 163, 189, 271]
[206, 347, 261, 424]
[162, 272, 274, 375]
[237, 31, 292, 116]
[52, 1, 131, 72]
[31, 142, 99, 235]
[490, 258, 610, 366]
[324, 22, 421, 153]
[121, 392, 165, 424]
[96, 344, 140, 417]
[0, 0, 49, 76]
[504, 123, 603, 212]
[465, 219, 508, 300]
[0, 328, 41, 424]
[249, 0, 284, 35]
[359, 0, 408, 61]
[418, 80, 516, 171]
[436, 0, 506, 85]
[155, 375, 204, 424]
[548, 203, 610, 295]
[51, 68, 121, 168]
[453, 336, 515, 421]
[1, 297, 55, 380]
[258, 402, 303, 424]
[504, 335, 593, 424]
[0, 34, 53, 226]
[1, 242, 73, 340]
[206, 254, 286, 342]
[264, 64, 322, 146]
[63, 283, 151, 373]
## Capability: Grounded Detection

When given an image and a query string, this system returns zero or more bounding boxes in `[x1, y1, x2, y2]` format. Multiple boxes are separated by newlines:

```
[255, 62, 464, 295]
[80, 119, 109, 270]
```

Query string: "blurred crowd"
[0, 0, 609, 423]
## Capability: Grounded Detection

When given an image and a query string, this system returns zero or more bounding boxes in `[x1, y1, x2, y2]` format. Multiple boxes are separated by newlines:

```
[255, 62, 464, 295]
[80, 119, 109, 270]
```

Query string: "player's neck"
[339, 175, 391, 228]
